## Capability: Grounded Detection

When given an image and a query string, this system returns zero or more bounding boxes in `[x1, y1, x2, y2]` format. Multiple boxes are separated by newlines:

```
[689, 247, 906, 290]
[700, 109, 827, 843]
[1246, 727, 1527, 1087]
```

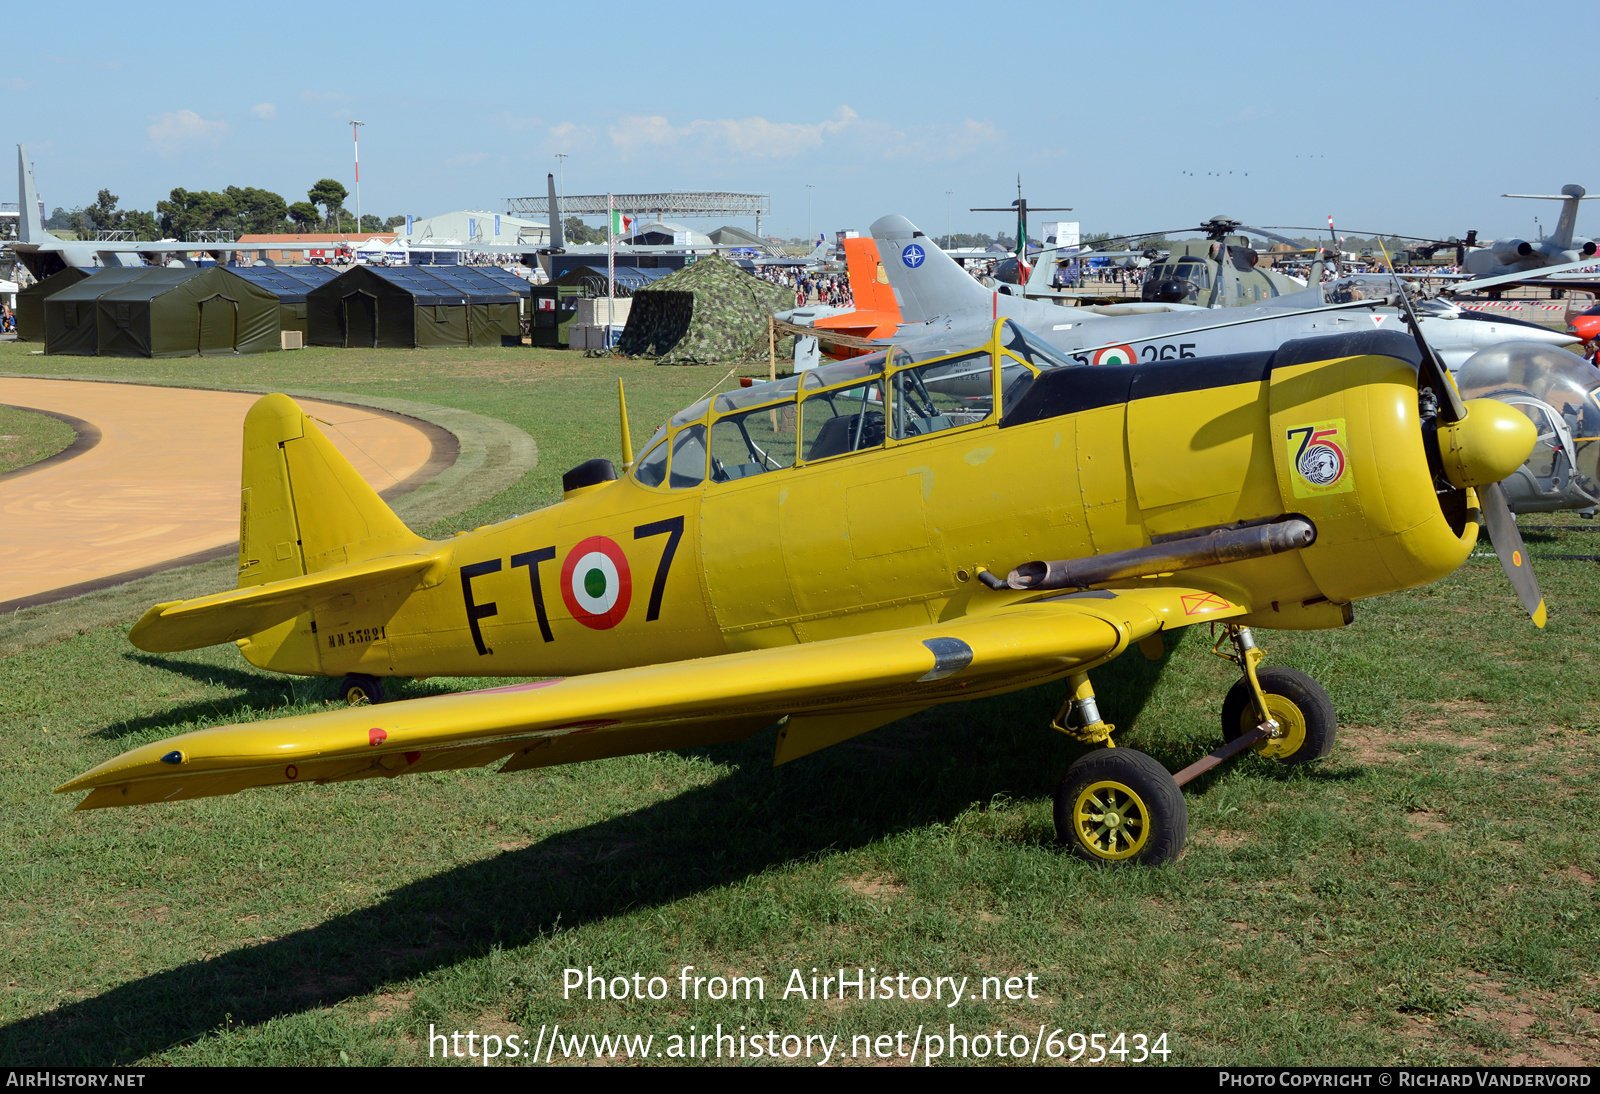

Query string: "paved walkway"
[0, 379, 439, 607]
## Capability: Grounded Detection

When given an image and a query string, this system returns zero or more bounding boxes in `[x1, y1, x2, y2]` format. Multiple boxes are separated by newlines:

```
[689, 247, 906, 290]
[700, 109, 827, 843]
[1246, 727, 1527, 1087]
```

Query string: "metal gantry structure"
[504, 191, 772, 236]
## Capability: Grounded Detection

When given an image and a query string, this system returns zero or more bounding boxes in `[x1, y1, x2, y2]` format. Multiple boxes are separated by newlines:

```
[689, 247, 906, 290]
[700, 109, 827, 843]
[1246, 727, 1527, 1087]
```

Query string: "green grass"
[0, 403, 75, 474]
[2, 341, 1599, 1066]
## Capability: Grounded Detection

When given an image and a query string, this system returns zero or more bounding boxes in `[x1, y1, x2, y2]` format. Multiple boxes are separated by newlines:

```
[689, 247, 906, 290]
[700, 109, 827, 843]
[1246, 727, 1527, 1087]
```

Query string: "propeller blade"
[1376, 240, 1469, 424]
[1479, 480, 1547, 628]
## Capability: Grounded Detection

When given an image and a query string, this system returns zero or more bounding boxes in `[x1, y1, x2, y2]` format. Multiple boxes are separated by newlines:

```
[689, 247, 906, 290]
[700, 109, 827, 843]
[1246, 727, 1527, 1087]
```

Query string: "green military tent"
[93, 267, 281, 358]
[14, 266, 91, 342]
[43, 268, 163, 355]
[616, 254, 791, 366]
[422, 267, 523, 346]
[228, 264, 339, 338]
[308, 266, 480, 348]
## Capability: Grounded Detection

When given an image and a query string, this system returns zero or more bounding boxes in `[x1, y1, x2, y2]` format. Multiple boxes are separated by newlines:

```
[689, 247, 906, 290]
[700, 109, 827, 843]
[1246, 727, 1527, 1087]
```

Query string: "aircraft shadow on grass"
[99, 655, 476, 741]
[11, 638, 1329, 1064]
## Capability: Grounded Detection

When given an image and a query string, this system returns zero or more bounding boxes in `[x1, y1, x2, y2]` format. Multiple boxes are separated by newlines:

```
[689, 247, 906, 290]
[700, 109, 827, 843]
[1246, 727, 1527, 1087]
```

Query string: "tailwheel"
[1055, 749, 1187, 866]
[1221, 666, 1336, 765]
[338, 673, 385, 706]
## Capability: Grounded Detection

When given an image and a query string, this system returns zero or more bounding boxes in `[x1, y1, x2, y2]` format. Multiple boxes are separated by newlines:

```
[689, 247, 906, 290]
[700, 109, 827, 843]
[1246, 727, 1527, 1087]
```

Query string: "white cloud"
[600, 106, 1002, 164]
[146, 110, 229, 155]
[250, 102, 277, 120]
[2, 77, 37, 91]
[46, 54, 121, 71]
[497, 111, 543, 133]
[610, 106, 864, 160]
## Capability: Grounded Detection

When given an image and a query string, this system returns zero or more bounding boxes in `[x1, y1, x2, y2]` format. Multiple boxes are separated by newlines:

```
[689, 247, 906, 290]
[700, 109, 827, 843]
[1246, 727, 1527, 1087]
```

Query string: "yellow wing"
[62, 585, 1247, 810]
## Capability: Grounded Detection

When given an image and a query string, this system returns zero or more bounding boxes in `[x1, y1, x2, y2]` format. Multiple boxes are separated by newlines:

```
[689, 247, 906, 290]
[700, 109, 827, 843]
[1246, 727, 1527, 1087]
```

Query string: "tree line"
[43, 178, 405, 240]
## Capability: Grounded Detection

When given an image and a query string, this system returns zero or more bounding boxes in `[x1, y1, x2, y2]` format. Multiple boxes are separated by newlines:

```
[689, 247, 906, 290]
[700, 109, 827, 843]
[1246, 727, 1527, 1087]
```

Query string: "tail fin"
[547, 172, 564, 251]
[17, 144, 52, 244]
[841, 237, 899, 318]
[869, 214, 992, 323]
[1551, 185, 1593, 250]
[227, 394, 430, 673]
[1503, 185, 1598, 251]
[239, 393, 426, 589]
[129, 395, 432, 666]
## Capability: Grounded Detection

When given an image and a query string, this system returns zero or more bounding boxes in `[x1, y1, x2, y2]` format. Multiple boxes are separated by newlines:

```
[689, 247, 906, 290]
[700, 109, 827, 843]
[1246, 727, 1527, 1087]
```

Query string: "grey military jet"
[1462, 186, 1598, 282]
[870, 214, 1581, 371]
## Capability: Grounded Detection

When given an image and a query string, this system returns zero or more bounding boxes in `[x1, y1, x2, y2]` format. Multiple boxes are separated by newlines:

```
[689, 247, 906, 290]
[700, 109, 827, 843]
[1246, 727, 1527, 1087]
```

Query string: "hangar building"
[402, 210, 548, 248]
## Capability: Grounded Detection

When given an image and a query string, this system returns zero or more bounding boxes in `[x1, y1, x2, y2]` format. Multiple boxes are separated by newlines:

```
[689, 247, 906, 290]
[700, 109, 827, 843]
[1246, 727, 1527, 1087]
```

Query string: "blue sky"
[6, 0, 1598, 242]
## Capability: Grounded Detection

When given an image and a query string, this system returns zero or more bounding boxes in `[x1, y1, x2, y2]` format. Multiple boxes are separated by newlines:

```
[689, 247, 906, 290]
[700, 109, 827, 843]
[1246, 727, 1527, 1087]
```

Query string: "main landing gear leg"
[1052, 672, 1188, 866]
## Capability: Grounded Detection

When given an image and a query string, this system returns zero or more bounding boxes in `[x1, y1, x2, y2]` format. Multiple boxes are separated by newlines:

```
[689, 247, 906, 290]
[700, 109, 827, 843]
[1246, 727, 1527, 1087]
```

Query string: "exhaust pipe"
[995, 518, 1316, 591]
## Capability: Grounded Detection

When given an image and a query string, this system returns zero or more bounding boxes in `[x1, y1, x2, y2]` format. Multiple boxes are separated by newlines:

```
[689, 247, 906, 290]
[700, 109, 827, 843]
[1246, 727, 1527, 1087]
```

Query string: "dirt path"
[0, 379, 439, 607]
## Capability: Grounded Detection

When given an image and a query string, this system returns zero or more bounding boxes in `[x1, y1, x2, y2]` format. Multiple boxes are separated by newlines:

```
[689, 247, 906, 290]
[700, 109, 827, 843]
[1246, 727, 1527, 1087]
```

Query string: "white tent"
[354, 237, 393, 263]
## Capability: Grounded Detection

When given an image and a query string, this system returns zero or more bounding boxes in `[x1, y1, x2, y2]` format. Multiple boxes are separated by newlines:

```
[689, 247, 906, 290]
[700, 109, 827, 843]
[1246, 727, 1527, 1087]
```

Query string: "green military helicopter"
[1019, 216, 1328, 309]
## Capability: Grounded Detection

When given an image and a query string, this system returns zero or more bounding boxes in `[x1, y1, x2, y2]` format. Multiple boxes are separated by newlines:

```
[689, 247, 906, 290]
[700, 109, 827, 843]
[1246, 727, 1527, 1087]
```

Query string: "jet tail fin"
[17, 144, 52, 245]
[869, 214, 992, 324]
[840, 237, 899, 318]
[547, 173, 564, 251]
[1503, 185, 1597, 251]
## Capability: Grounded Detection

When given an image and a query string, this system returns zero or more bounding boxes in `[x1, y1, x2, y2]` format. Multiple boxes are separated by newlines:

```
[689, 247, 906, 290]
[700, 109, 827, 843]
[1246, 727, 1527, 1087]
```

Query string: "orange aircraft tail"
[840, 237, 900, 318]
[810, 238, 902, 358]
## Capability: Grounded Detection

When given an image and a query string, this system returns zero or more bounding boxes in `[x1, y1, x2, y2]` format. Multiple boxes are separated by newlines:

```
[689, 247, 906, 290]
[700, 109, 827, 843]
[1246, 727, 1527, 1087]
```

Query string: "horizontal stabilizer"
[129, 553, 438, 653]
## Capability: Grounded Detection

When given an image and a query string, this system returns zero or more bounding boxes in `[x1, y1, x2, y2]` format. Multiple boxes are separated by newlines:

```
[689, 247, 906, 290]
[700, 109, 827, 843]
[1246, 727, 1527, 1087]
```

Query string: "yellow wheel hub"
[345, 687, 371, 706]
[1243, 693, 1306, 760]
[1071, 780, 1151, 860]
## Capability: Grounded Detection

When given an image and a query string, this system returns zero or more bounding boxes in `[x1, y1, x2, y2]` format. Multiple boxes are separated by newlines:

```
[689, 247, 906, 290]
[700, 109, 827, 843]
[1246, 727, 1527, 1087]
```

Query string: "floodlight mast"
[350, 121, 365, 238]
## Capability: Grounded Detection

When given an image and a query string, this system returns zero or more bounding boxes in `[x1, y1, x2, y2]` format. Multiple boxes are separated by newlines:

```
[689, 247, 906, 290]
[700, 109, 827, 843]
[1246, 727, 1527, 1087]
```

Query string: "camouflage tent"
[617, 254, 791, 366]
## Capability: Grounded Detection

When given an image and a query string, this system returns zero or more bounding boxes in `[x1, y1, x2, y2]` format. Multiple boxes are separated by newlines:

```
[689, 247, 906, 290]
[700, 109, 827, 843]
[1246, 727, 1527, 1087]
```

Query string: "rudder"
[237, 394, 427, 674]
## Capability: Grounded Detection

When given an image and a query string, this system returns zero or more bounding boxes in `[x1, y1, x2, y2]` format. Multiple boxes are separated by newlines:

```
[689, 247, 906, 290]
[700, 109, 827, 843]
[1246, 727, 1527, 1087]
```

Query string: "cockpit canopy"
[1457, 342, 1600, 506]
[631, 319, 1080, 490]
[1319, 275, 1397, 305]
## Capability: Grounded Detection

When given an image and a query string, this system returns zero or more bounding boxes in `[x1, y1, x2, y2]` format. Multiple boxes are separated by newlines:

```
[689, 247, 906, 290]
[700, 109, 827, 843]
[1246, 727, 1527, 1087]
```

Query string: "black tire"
[1054, 748, 1187, 866]
[1220, 666, 1336, 765]
[338, 673, 385, 706]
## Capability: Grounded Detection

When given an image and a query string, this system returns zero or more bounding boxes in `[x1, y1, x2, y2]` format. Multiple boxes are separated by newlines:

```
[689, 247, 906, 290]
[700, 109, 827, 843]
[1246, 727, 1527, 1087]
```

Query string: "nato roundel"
[560, 536, 633, 630]
[901, 243, 926, 268]
[1092, 344, 1137, 366]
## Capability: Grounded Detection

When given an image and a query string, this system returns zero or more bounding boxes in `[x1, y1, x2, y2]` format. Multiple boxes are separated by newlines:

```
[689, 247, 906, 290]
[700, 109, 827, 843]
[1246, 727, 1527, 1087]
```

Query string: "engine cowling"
[1492, 238, 1534, 263]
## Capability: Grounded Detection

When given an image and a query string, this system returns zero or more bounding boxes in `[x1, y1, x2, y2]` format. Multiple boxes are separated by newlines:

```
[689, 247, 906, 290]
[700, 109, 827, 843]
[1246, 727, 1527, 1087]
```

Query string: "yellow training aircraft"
[59, 316, 1541, 865]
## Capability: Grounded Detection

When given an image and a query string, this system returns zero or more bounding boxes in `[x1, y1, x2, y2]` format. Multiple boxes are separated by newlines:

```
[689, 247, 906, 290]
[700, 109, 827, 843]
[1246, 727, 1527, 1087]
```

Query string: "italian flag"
[1016, 205, 1031, 281]
[612, 210, 633, 235]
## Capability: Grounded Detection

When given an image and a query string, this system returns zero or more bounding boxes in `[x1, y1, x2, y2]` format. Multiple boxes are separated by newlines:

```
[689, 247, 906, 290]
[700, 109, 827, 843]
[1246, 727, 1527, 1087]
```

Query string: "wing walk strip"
[61, 586, 1247, 810]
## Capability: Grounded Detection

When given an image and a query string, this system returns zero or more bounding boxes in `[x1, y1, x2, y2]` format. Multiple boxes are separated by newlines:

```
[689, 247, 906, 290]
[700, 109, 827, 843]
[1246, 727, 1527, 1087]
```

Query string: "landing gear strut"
[1212, 625, 1336, 766]
[1051, 671, 1187, 866]
[1050, 625, 1336, 865]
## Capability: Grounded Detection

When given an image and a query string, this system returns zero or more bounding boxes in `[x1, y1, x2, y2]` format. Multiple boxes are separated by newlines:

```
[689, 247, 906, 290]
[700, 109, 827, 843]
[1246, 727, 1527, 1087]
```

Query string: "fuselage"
[240, 324, 1477, 683]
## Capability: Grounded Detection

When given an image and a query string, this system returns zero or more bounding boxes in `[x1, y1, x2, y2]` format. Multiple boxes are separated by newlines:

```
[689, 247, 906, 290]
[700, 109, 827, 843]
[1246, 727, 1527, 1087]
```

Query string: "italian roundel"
[1092, 345, 1137, 366]
[560, 536, 633, 630]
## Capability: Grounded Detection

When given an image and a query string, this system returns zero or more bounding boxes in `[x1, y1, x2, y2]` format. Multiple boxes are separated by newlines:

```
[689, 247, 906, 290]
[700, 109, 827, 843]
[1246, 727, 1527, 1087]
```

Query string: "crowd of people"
[754, 266, 853, 309]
